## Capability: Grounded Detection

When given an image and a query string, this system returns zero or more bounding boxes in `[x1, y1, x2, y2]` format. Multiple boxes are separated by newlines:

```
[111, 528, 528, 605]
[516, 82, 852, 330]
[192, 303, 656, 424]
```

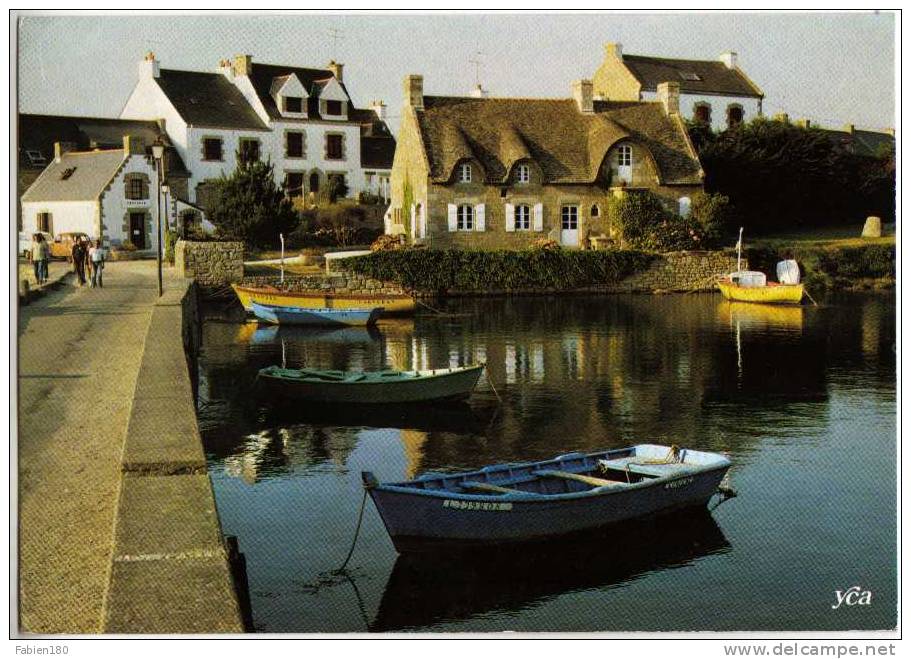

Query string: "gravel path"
[17, 260, 172, 632]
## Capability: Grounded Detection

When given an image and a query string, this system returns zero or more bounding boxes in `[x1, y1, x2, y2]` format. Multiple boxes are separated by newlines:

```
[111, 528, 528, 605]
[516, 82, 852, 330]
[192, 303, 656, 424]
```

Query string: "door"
[560, 205, 579, 247]
[129, 212, 146, 249]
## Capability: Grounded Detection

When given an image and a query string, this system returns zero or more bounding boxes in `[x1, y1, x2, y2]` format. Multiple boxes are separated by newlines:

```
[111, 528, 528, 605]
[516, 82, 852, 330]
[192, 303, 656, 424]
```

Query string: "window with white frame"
[561, 205, 578, 230]
[517, 164, 530, 184]
[514, 204, 531, 230]
[458, 163, 472, 183]
[618, 145, 632, 168]
[457, 204, 474, 230]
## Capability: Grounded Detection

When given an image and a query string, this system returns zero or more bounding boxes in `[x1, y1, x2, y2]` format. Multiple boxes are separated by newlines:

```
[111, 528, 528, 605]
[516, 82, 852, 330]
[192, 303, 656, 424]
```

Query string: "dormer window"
[517, 164, 530, 184]
[283, 96, 303, 113]
[325, 100, 343, 116]
[458, 163, 472, 183]
[679, 71, 702, 82]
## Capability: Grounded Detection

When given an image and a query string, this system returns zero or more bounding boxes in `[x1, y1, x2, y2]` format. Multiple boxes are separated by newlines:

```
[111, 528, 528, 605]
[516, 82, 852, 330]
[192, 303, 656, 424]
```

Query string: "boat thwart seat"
[597, 457, 692, 478]
[533, 469, 626, 488]
[460, 481, 527, 495]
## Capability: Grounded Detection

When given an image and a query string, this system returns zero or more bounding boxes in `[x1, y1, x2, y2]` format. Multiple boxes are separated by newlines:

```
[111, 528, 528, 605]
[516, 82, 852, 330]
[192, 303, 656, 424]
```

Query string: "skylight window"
[60, 167, 77, 180]
[679, 71, 702, 82]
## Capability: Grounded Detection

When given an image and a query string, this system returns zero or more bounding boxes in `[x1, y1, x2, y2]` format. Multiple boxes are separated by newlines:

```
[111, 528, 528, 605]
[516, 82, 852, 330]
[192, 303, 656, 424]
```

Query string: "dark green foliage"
[206, 156, 299, 248]
[328, 175, 349, 203]
[746, 243, 895, 293]
[164, 227, 177, 264]
[694, 118, 895, 233]
[340, 248, 654, 293]
[690, 192, 736, 248]
[290, 204, 383, 248]
[608, 190, 705, 251]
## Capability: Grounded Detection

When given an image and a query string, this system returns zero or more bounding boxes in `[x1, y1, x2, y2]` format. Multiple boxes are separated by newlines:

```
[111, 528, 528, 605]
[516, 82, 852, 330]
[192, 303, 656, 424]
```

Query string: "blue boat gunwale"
[368, 445, 731, 503]
[251, 302, 382, 315]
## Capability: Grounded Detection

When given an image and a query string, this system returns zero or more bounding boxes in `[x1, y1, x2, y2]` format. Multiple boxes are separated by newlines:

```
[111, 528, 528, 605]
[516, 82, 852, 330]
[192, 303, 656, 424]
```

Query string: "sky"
[16, 12, 896, 134]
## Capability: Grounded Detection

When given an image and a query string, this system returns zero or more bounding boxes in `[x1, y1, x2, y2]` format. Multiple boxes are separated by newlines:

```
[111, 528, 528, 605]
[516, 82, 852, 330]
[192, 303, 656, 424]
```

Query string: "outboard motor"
[776, 260, 801, 285]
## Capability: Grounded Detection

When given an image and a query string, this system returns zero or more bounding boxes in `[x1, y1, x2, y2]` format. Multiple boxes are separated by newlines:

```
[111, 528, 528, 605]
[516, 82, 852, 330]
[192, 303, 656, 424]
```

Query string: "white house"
[593, 43, 764, 132]
[119, 53, 395, 210]
[20, 136, 208, 251]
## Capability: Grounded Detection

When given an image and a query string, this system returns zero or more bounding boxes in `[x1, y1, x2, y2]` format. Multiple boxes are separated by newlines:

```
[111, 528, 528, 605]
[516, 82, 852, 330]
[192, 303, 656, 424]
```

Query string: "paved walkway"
[17, 258, 72, 290]
[17, 261, 173, 633]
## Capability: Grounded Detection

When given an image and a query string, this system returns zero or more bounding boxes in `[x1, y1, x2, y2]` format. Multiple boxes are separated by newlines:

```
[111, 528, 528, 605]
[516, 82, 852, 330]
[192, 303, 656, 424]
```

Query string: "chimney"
[795, 118, 811, 129]
[233, 54, 252, 77]
[139, 51, 160, 79]
[885, 127, 895, 136]
[656, 81, 680, 116]
[53, 141, 75, 163]
[122, 135, 146, 156]
[469, 83, 489, 98]
[773, 113, 790, 124]
[604, 42, 623, 60]
[843, 123, 855, 135]
[370, 100, 387, 120]
[218, 58, 234, 81]
[327, 60, 344, 83]
[571, 79, 594, 114]
[720, 51, 738, 69]
[404, 74, 424, 110]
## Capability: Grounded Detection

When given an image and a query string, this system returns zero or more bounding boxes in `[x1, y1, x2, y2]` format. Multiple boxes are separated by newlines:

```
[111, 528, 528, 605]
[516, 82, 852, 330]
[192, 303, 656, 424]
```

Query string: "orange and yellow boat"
[231, 284, 416, 315]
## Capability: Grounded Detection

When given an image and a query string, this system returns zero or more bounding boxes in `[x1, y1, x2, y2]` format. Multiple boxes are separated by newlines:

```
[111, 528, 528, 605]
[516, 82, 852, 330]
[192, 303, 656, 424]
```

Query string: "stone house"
[21, 136, 177, 252]
[119, 53, 395, 210]
[593, 43, 764, 132]
[386, 74, 703, 250]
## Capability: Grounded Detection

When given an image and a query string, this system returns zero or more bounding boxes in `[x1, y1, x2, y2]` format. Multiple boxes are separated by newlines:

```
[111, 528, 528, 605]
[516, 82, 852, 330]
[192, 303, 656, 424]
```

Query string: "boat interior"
[261, 366, 481, 383]
[399, 445, 725, 497]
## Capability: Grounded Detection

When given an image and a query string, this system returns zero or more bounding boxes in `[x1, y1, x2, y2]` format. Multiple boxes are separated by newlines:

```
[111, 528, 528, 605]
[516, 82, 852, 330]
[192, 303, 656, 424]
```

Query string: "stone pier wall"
[606, 250, 741, 293]
[175, 240, 244, 287]
[240, 273, 406, 297]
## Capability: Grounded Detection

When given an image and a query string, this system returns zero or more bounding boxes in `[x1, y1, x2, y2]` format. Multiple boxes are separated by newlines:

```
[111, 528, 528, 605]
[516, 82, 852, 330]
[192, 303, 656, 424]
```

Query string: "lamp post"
[151, 139, 165, 297]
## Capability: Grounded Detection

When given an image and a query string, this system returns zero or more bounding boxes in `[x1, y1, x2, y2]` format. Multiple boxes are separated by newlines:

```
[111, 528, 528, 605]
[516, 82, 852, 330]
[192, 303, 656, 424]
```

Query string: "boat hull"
[717, 279, 804, 304]
[366, 447, 731, 552]
[251, 302, 382, 327]
[257, 365, 484, 404]
[232, 284, 415, 315]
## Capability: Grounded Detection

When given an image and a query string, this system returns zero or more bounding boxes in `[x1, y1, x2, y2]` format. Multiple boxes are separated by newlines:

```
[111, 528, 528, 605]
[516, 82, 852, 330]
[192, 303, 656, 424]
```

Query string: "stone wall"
[240, 273, 405, 297]
[605, 250, 741, 293]
[175, 240, 244, 286]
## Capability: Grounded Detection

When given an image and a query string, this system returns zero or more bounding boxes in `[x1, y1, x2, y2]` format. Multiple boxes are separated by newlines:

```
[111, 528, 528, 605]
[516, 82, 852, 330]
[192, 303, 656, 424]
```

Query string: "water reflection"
[371, 510, 730, 632]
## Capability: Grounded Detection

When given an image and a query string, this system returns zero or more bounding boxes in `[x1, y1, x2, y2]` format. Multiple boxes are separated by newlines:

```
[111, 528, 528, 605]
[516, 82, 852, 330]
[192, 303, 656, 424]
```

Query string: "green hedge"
[339, 248, 654, 293]
[746, 243, 895, 292]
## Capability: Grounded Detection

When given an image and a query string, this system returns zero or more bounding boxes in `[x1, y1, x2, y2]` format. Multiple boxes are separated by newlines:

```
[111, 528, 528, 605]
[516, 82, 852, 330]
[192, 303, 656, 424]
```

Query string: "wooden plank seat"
[534, 469, 626, 488]
[460, 480, 525, 495]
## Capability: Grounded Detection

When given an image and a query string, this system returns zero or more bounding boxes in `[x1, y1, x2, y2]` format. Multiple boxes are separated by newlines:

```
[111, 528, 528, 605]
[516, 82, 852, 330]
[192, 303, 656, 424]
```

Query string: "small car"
[49, 232, 91, 261]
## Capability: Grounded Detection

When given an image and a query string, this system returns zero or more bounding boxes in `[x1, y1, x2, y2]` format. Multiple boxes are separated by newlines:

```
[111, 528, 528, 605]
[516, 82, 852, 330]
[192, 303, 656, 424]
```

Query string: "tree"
[206, 156, 299, 248]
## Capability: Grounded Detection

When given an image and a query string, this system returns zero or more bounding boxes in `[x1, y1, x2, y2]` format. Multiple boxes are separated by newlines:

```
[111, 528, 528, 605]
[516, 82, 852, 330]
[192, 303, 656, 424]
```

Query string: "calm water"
[196, 292, 896, 632]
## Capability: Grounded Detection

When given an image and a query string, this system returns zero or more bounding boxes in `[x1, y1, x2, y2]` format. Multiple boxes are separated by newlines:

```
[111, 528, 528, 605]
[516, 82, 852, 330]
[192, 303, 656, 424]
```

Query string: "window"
[25, 150, 46, 166]
[324, 100, 343, 116]
[203, 137, 223, 161]
[326, 134, 344, 160]
[678, 196, 692, 218]
[286, 132, 304, 158]
[37, 212, 51, 233]
[239, 139, 260, 164]
[694, 103, 712, 124]
[458, 163, 472, 183]
[517, 164, 530, 184]
[284, 96, 303, 113]
[727, 105, 744, 129]
[679, 71, 702, 82]
[514, 204, 531, 230]
[125, 175, 148, 200]
[561, 205, 578, 230]
[590, 204, 600, 218]
[286, 172, 304, 198]
[60, 167, 77, 180]
[457, 204, 474, 231]
[618, 145, 632, 168]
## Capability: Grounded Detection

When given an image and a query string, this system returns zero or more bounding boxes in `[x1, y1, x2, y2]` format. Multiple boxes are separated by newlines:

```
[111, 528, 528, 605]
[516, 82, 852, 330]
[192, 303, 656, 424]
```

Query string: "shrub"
[608, 190, 703, 251]
[690, 192, 736, 248]
[358, 191, 384, 205]
[339, 248, 653, 293]
[328, 176, 349, 203]
[164, 228, 177, 264]
[206, 155, 299, 248]
[371, 234, 405, 251]
[530, 237, 560, 251]
[119, 240, 138, 252]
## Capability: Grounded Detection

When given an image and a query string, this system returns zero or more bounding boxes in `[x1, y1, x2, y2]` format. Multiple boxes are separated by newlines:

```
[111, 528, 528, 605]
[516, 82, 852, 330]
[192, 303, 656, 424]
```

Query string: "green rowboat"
[257, 364, 485, 404]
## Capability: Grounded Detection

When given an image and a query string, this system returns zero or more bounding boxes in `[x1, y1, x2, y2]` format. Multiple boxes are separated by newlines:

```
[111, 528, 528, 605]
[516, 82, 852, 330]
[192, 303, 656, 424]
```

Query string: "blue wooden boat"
[362, 444, 732, 552]
[251, 301, 383, 327]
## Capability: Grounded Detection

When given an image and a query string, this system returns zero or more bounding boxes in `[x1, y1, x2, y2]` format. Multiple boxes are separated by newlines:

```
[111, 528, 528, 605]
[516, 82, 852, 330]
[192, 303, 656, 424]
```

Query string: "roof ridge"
[624, 53, 724, 66]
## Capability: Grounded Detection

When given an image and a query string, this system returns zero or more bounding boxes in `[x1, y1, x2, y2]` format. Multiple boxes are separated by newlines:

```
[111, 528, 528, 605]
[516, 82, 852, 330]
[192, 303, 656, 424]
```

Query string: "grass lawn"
[749, 223, 895, 249]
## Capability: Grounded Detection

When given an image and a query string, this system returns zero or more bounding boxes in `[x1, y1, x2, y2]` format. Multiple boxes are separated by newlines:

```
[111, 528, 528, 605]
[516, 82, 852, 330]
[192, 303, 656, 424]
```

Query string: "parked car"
[49, 232, 91, 261]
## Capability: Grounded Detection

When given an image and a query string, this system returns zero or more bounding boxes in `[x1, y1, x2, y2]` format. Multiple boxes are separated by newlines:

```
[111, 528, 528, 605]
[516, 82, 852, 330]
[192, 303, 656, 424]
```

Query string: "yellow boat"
[716, 277, 804, 305]
[231, 284, 416, 315]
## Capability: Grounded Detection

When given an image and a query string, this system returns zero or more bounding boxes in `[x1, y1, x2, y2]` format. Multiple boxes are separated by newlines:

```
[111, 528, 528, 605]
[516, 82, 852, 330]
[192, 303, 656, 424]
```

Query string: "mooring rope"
[485, 366, 503, 405]
[333, 487, 368, 574]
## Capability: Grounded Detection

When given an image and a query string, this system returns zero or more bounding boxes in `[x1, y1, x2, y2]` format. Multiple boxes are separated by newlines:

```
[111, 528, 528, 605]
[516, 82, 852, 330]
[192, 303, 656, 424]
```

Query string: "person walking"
[31, 233, 50, 285]
[89, 240, 106, 288]
[71, 236, 87, 286]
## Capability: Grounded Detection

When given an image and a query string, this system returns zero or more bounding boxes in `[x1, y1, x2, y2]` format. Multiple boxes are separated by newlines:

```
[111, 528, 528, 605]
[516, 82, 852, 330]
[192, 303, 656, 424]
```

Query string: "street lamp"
[151, 138, 165, 297]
